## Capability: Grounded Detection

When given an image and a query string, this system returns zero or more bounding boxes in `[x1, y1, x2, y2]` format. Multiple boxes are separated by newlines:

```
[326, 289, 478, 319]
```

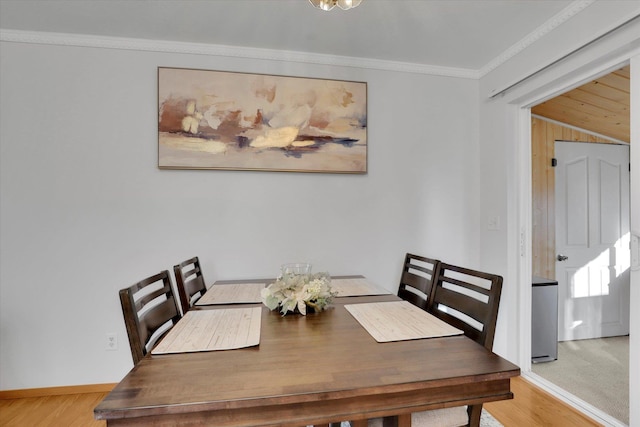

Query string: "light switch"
[488, 216, 501, 230]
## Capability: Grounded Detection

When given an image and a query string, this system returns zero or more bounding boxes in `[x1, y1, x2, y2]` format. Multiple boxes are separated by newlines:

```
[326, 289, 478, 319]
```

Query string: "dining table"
[94, 275, 520, 427]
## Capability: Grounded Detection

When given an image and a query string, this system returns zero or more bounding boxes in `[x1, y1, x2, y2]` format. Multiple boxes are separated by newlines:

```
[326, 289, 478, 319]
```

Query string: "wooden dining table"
[94, 276, 520, 427]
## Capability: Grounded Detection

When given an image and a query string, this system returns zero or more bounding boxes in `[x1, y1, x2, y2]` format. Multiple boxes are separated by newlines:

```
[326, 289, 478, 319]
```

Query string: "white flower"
[261, 272, 335, 315]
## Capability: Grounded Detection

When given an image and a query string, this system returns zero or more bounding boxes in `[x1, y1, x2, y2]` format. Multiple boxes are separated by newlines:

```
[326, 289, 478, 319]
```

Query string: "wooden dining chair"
[173, 256, 207, 315]
[428, 262, 503, 351]
[397, 253, 440, 310]
[369, 262, 503, 427]
[417, 262, 503, 427]
[119, 270, 182, 365]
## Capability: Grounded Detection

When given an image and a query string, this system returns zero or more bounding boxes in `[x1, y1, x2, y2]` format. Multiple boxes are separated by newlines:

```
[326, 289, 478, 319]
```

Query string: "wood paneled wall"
[531, 116, 623, 279]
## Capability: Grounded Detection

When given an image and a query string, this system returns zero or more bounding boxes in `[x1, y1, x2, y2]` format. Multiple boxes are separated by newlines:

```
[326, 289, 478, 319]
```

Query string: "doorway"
[529, 67, 631, 425]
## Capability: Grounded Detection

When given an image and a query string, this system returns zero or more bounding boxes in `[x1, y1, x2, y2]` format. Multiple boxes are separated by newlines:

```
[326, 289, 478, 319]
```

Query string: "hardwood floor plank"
[0, 392, 107, 427]
[0, 377, 603, 427]
[485, 376, 602, 427]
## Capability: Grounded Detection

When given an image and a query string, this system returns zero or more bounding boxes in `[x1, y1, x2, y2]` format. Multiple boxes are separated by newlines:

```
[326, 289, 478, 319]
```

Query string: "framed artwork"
[158, 67, 367, 173]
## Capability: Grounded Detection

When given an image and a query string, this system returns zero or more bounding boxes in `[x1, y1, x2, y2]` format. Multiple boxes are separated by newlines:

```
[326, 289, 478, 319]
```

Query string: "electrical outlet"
[106, 333, 118, 351]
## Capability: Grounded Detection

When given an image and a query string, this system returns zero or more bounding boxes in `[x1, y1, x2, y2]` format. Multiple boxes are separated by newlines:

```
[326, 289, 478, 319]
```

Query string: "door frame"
[514, 59, 636, 426]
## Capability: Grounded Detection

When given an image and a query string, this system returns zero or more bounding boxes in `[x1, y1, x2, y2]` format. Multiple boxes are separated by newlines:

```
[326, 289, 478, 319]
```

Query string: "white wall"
[2, 2, 637, 397]
[0, 40, 480, 389]
[478, 4, 640, 426]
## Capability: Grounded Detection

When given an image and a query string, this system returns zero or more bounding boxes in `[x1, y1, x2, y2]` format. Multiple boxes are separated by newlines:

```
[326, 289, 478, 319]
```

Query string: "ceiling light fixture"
[309, 0, 362, 11]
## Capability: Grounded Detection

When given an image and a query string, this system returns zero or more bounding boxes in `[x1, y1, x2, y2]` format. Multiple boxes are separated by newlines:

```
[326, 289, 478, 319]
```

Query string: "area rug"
[338, 409, 502, 427]
[531, 336, 628, 424]
[481, 408, 504, 426]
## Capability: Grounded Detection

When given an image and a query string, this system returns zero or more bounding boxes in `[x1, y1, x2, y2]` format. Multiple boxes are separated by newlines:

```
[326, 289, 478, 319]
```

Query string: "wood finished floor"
[0, 376, 602, 427]
[0, 391, 107, 427]
[485, 376, 602, 426]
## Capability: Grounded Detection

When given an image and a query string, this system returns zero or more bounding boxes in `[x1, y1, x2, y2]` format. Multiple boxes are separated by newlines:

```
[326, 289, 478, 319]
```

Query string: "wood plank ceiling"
[531, 65, 630, 143]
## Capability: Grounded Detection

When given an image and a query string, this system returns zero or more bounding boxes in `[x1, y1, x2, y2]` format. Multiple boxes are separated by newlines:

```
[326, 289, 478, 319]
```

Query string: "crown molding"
[0, 29, 479, 79]
[478, 0, 595, 77]
[0, 1, 596, 81]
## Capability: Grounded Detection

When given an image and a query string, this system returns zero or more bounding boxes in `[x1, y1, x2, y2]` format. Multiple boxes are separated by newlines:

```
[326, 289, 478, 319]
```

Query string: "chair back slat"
[428, 262, 502, 351]
[398, 288, 428, 310]
[184, 276, 206, 298]
[397, 253, 439, 310]
[432, 286, 490, 324]
[137, 298, 180, 350]
[133, 282, 175, 311]
[174, 256, 207, 315]
[119, 270, 181, 365]
[440, 274, 492, 297]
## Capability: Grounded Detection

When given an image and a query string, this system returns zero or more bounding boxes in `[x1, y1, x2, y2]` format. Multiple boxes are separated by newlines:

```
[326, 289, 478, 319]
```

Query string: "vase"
[280, 263, 312, 278]
[281, 301, 316, 316]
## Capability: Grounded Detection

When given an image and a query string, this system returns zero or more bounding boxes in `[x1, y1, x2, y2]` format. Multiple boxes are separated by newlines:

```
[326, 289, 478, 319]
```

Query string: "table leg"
[380, 415, 411, 427]
[468, 404, 482, 427]
[397, 414, 411, 427]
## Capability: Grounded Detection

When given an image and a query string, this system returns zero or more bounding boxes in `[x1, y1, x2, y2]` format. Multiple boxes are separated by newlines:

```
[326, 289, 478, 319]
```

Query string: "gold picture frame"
[158, 67, 367, 173]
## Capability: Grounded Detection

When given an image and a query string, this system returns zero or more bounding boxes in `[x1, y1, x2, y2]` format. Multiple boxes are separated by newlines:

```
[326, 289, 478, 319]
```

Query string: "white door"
[555, 140, 630, 341]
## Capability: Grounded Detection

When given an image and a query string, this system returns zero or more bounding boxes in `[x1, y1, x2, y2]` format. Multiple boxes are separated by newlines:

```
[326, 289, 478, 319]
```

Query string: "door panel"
[600, 159, 622, 244]
[565, 156, 588, 246]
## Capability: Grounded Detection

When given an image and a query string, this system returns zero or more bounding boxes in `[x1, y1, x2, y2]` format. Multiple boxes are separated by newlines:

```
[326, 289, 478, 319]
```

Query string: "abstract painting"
[158, 67, 367, 173]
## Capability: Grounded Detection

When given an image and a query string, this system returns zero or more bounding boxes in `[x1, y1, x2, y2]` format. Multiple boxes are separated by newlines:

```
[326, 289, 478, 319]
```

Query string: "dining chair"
[418, 262, 503, 427]
[369, 262, 503, 427]
[173, 256, 207, 315]
[119, 270, 182, 365]
[428, 262, 503, 352]
[396, 253, 440, 310]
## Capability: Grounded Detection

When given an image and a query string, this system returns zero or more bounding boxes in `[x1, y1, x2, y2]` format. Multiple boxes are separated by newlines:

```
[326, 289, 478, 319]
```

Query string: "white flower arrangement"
[261, 272, 336, 315]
